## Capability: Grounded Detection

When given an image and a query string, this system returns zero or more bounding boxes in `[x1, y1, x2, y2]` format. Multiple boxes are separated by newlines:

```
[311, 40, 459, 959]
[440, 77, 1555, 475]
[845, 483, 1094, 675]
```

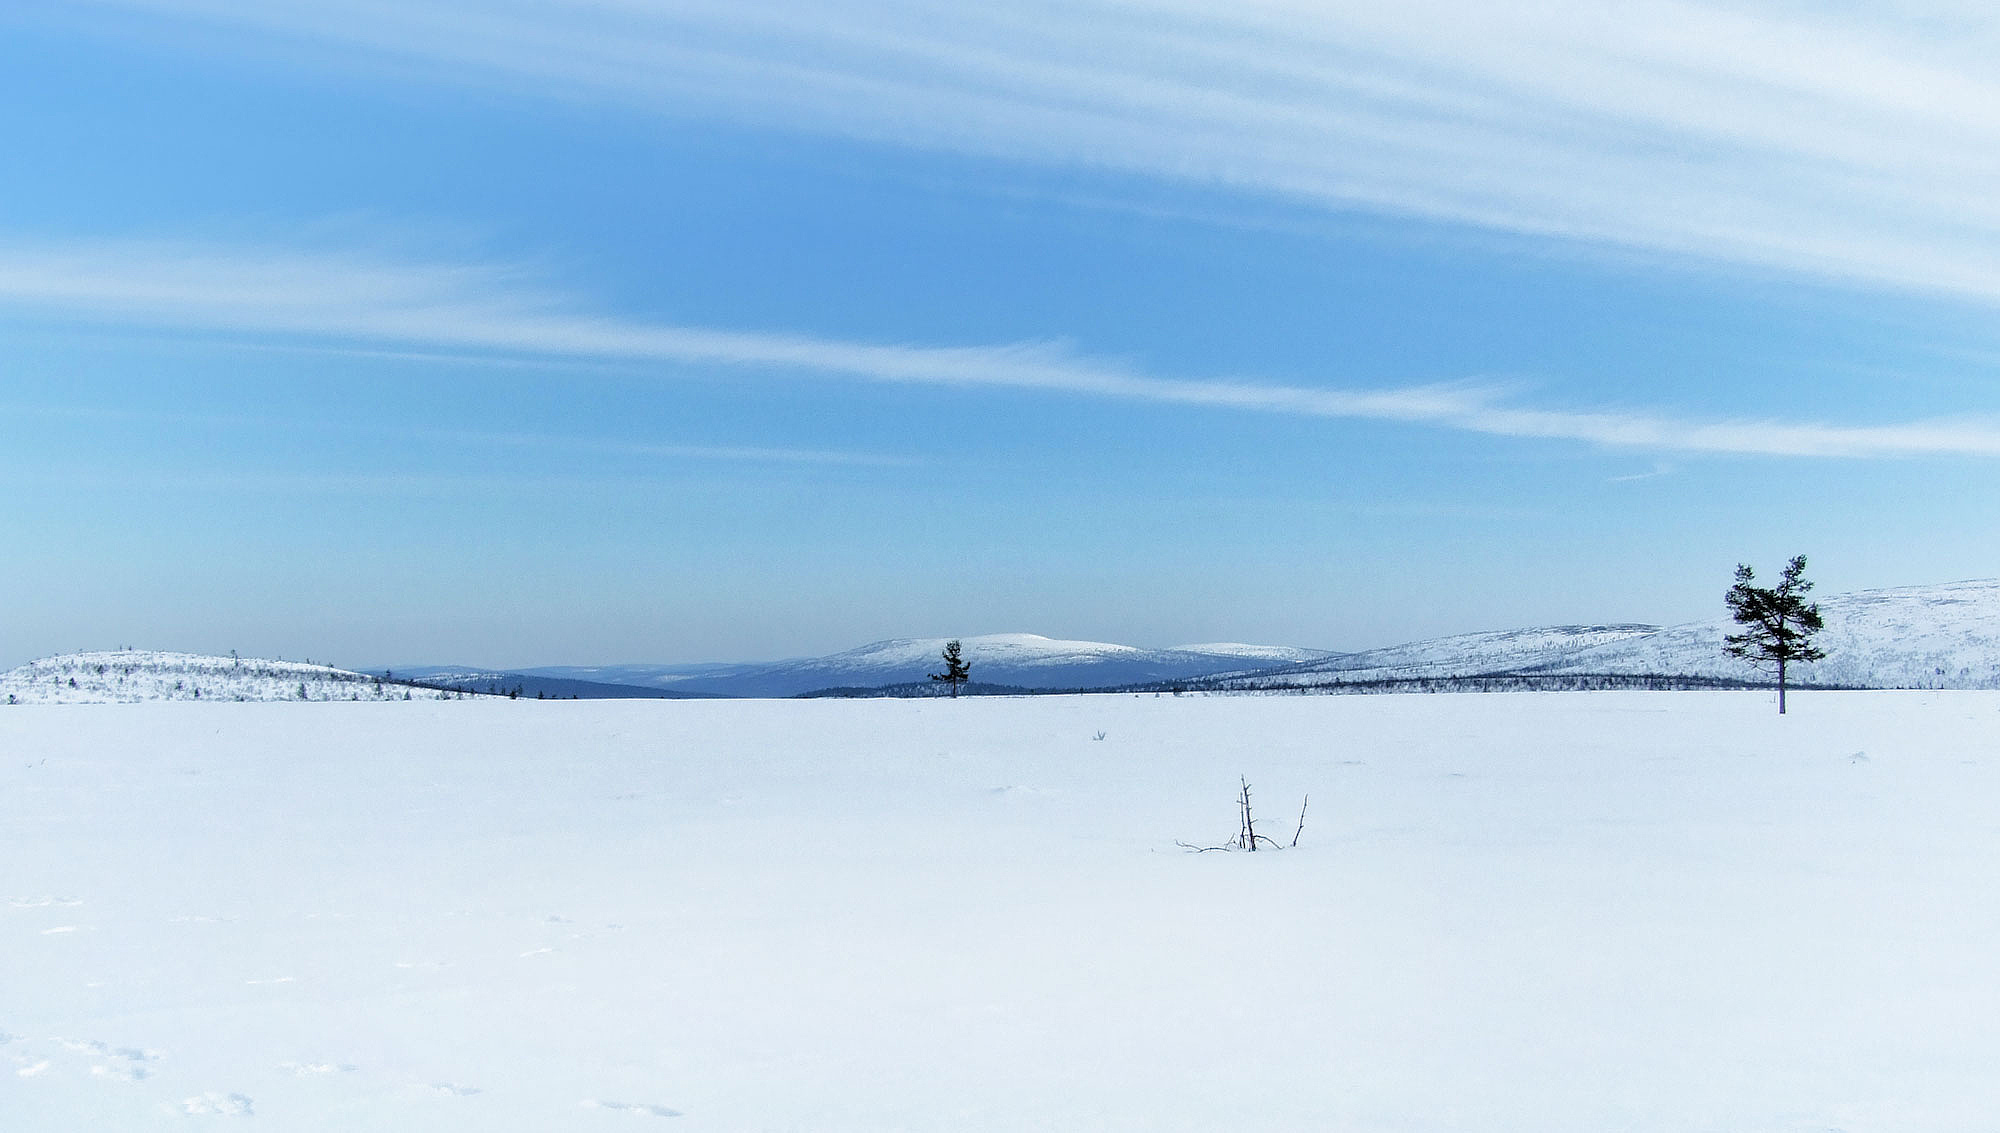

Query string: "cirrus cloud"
[63, 0, 2000, 302]
[2, 235, 1995, 459]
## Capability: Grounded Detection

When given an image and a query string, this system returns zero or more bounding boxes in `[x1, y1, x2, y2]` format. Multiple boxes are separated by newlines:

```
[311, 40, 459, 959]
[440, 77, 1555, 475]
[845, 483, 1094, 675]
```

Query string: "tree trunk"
[1777, 657, 1787, 715]
[1240, 779, 1257, 851]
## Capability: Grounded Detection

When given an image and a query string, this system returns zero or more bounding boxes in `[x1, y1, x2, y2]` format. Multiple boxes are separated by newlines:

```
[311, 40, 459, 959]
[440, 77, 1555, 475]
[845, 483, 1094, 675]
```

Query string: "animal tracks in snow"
[14, 1027, 246, 1114]
[987, 784, 1055, 798]
[43, 1037, 161, 1083]
[279, 1060, 358, 1076]
[7, 895, 83, 909]
[56, 1037, 161, 1062]
[181, 1092, 254, 1116]
[429, 1081, 482, 1097]
[583, 1099, 682, 1118]
[4, 1033, 172, 1089]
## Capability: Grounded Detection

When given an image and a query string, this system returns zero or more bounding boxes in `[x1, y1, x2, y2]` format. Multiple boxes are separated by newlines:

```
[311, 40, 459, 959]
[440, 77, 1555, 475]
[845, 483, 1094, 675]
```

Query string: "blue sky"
[6, 1, 2000, 668]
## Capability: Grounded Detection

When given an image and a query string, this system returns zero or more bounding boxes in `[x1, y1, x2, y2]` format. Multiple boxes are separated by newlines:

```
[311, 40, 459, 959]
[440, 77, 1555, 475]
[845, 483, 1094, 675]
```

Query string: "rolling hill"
[1209, 579, 2000, 691]
[14, 579, 1998, 704]
[0, 651, 482, 704]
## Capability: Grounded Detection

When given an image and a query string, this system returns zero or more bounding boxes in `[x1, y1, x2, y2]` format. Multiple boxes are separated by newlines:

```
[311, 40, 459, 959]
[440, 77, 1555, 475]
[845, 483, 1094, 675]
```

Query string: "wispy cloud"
[414, 427, 919, 468]
[7, 467, 815, 497]
[1608, 463, 1675, 483]
[0, 401, 919, 469]
[70, 0, 2000, 302]
[5, 236, 1999, 459]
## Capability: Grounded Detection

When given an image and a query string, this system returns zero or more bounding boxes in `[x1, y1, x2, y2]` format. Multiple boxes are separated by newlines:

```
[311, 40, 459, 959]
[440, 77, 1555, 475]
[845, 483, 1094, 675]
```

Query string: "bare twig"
[1180, 777, 1311, 852]
[1239, 777, 1257, 851]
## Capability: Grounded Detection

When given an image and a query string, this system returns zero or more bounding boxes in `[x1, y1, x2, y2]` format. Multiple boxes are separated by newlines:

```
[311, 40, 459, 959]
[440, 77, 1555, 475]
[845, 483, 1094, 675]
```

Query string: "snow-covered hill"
[530, 634, 1341, 698]
[1, 651, 473, 704]
[1232, 625, 1661, 686]
[1166, 642, 1335, 665]
[1219, 579, 2000, 691]
[21, 578, 1997, 704]
[1529, 578, 2000, 688]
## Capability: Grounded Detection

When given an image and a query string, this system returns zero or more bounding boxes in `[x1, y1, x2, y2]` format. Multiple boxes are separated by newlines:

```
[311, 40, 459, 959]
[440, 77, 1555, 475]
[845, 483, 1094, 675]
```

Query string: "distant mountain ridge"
[524, 634, 1341, 698]
[371, 667, 713, 700]
[14, 579, 1999, 704]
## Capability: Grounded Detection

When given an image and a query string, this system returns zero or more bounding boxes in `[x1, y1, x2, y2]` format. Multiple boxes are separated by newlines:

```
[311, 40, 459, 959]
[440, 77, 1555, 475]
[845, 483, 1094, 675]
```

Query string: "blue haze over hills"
[372, 579, 2000, 697]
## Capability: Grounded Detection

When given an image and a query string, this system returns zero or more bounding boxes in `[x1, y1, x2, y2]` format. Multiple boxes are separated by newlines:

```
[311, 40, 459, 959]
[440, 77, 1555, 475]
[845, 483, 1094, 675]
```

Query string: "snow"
[6, 692, 1999, 1130]
[1231, 579, 2000, 690]
[1532, 578, 2000, 688]
[828, 632, 1149, 667]
[536, 634, 1342, 697]
[0, 651, 464, 704]
[1168, 642, 1340, 664]
[1252, 625, 1660, 685]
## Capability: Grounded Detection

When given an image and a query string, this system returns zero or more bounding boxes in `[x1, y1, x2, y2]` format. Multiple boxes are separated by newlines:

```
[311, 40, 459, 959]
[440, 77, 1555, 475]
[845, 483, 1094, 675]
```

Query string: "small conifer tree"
[930, 639, 971, 698]
[1724, 555, 1827, 714]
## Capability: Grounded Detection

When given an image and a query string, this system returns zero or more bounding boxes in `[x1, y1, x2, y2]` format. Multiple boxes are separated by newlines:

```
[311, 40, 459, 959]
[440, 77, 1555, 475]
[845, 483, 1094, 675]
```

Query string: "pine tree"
[930, 639, 971, 698]
[1724, 555, 1827, 715]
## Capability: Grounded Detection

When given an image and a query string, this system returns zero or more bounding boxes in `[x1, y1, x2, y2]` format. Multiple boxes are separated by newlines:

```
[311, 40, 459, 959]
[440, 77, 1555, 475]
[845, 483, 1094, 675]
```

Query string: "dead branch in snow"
[1179, 777, 1308, 852]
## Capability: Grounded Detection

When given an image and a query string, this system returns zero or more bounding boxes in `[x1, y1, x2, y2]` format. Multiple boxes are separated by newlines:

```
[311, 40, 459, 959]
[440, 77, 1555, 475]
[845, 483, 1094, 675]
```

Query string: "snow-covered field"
[6, 692, 1998, 1130]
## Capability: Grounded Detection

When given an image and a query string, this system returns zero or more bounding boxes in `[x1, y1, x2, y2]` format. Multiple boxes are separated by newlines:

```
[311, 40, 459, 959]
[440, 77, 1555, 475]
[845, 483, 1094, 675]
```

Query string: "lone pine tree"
[1724, 554, 1827, 715]
[930, 639, 971, 698]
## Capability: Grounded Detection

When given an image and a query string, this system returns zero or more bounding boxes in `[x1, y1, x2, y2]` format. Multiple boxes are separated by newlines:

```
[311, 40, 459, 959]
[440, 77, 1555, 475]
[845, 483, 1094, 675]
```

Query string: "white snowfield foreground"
[5, 692, 1998, 1131]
